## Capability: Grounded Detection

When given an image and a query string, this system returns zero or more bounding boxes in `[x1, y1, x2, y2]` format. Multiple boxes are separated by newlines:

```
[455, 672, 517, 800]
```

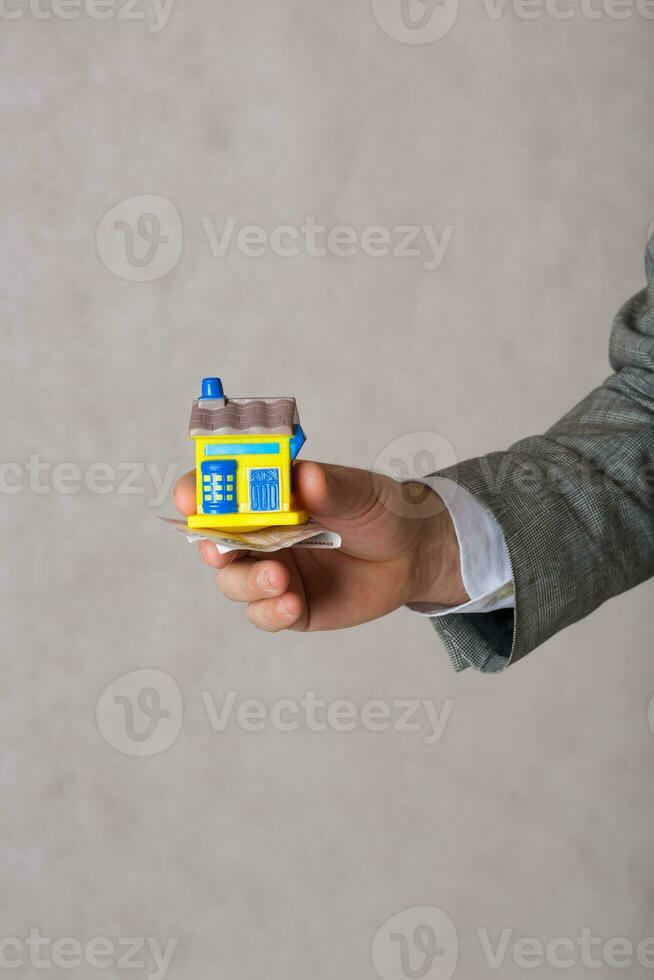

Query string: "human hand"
[173, 461, 467, 632]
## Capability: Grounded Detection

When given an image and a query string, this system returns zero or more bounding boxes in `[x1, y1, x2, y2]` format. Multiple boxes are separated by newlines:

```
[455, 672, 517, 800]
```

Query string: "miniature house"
[188, 377, 308, 532]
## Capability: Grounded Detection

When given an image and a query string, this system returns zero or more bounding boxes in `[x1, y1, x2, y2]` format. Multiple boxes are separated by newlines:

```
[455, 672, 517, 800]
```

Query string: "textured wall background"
[1, 1, 653, 978]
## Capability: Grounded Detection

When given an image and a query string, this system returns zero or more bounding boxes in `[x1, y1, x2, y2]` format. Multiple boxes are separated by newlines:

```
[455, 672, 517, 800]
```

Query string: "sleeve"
[429, 237, 654, 673]
[406, 476, 514, 616]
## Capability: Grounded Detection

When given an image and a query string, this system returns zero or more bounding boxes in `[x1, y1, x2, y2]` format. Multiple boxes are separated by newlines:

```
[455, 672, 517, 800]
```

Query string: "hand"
[173, 461, 468, 632]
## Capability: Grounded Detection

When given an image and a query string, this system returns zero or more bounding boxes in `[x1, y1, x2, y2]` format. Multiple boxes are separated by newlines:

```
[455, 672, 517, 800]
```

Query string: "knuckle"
[216, 568, 238, 599]
[257, 563, 277, 594]
[247, 603, 271, 631]
[250, 563, 268, 593]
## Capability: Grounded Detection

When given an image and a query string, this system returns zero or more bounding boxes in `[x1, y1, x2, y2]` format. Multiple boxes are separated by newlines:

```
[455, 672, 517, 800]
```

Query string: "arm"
[173, 239, 653, 669]
[431, 237, 654, 672]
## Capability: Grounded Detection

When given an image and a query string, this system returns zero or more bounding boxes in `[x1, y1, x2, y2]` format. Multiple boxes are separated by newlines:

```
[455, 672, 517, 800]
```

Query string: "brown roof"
[189, 397, 299, 437]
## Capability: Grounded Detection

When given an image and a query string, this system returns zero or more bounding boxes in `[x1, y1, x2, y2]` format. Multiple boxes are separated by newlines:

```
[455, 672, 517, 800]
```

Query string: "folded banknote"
[161, 517, 341, 554]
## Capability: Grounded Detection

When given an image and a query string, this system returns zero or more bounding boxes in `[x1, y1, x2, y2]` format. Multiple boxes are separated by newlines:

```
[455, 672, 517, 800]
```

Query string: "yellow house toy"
[187, 377, 309, 533]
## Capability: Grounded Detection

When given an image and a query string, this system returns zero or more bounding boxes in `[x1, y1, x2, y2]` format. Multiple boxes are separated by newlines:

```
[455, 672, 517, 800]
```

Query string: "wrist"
[408, 499, 469, 607]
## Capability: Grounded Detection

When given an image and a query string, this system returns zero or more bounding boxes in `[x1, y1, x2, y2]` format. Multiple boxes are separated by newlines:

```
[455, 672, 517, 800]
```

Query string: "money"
[160, 517, 341, 554]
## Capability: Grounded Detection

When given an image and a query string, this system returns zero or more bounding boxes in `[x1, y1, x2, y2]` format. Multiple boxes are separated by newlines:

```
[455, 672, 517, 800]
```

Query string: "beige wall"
[1, 2, 653, 978]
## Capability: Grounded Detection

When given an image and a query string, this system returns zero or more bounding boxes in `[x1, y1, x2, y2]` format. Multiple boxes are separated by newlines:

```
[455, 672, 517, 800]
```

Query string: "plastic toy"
[187, 377, 309, 533]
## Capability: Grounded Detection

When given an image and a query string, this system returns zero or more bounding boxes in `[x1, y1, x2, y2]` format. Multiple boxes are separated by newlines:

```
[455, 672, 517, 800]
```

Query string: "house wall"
[194, 433, 292, 515]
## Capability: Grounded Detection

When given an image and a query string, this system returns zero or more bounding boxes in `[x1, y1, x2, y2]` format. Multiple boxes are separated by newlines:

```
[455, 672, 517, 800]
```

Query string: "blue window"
[249, 468, 280, 512]
[205, 443, 279, 456]
[201, 460, 238, 515]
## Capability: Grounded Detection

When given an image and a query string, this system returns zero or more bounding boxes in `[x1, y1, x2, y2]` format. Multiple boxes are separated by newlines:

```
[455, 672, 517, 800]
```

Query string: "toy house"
[187, 377, 308, 532]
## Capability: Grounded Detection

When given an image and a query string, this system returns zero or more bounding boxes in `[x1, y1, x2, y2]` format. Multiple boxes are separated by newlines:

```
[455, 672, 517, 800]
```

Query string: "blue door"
[249, 468, 280, 512]
[201, 460, 238, 514]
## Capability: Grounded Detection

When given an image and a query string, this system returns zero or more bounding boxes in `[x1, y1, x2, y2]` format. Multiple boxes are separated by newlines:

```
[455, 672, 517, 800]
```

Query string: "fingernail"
[202, 542, 218, 560]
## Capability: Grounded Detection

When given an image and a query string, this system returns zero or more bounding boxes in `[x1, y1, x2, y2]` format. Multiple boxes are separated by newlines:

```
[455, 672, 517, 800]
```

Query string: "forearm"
[429, 241, 654, 671]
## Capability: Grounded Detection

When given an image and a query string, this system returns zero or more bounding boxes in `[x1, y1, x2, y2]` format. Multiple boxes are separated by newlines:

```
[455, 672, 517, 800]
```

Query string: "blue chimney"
[201, 377, 224, 399]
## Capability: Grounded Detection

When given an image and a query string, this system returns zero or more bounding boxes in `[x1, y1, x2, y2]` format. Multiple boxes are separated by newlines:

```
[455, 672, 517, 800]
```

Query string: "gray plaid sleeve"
[430, 237, 654, 672]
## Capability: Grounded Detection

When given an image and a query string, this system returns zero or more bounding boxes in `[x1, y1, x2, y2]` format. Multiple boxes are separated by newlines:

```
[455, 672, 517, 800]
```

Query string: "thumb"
[293, 461, 379, 522]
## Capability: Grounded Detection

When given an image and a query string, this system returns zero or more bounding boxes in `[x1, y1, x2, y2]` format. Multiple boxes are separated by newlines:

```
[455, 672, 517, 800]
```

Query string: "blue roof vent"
[201, 377, 224, 399]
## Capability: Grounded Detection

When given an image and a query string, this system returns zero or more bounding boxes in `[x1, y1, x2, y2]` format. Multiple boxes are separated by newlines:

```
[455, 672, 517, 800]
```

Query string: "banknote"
[161, 517, 341, 554]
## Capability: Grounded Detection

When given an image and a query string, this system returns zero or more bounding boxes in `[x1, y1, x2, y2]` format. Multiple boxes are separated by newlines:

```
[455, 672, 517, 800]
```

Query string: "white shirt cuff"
[407, 475, 515, 617]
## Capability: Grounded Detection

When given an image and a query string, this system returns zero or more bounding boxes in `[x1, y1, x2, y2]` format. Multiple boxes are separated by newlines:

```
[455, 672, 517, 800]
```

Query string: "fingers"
[175, 466, 308, 632]
[216, 559, 290, 603]
[215, 558, 305, 631]
[174, 470, 197, 516]
[246, 592, 305, 632]
[197, 541, 242, 570]
[293, 461, 377, 521]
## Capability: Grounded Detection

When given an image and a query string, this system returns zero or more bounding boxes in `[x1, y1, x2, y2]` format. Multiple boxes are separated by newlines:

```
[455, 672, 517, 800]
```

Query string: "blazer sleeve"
[431, 237, 654, 672]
